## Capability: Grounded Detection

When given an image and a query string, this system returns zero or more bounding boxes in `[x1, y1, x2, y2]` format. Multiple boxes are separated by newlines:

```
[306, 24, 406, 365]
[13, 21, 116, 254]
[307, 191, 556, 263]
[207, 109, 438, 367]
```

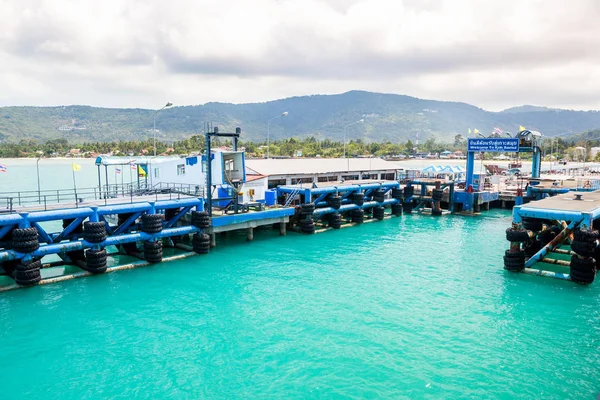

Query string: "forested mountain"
[1, 91, 600, 144]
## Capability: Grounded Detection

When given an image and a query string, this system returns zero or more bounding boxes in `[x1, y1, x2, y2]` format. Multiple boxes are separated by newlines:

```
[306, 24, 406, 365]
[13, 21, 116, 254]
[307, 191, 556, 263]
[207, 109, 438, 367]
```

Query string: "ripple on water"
[0, 210, 599, 399]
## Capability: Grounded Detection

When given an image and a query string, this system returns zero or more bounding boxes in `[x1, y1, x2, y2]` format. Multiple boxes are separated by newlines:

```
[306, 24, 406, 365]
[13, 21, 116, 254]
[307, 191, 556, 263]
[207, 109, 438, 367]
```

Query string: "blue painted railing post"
[465, 151, 475, 189]
[149, 202, 156, 215]
[89, 207, 99, 222]
[18, 213, 30, 229]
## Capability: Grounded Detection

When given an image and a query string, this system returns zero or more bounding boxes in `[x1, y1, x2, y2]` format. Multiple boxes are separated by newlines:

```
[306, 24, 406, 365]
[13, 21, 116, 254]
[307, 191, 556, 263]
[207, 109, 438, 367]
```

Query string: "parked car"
[503, 168, 522, 176]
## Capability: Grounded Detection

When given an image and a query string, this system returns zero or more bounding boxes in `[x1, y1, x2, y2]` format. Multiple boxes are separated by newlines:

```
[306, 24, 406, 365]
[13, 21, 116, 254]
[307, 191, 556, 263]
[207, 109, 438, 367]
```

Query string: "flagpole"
[121, 166, 124, 196]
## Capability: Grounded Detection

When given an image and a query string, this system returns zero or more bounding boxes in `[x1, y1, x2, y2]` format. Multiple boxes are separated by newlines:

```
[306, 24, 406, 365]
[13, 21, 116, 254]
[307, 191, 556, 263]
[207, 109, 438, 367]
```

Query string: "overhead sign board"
[467, 138, 519, 153]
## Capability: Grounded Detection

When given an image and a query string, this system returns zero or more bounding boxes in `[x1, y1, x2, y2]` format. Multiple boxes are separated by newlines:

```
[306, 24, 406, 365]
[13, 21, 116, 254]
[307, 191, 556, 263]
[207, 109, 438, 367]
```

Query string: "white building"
[245, 158, 400, 188]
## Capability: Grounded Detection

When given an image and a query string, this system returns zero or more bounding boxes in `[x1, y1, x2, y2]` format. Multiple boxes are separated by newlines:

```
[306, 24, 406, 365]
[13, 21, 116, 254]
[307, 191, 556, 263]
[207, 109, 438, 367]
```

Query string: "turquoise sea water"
[1, 210, 599, 399]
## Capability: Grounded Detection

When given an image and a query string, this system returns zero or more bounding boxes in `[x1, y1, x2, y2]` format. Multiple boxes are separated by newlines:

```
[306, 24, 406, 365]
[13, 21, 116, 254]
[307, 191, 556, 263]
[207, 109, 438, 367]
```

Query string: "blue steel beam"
[524, 220, 579, 268]
[112, 212, 143, 235]
[32, 222, 53, 245]
[313, 199, 398, 217]
[0, 224, 15, 240]
[52, 217, 86, 243]
[98, 215, 114, 235]
[515, 207, 588, 223]
[312, 193, 329, 205]
[211, 208, 295, 227]
[165, 206, 193, 229]
[0, 225, 201, 263]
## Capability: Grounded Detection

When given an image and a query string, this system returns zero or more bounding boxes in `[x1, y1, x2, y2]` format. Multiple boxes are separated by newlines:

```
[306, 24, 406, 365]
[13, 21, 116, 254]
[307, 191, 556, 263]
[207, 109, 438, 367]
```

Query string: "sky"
[0, 0, 599, 111]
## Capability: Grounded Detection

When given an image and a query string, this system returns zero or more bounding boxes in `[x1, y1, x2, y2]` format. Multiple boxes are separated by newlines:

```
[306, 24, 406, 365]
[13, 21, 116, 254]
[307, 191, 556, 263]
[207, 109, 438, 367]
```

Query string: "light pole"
[267, 112, 288, 159]
[153, 102, 173, 156]
[344, 119, 364, 171]
[36, 152, 43, 203]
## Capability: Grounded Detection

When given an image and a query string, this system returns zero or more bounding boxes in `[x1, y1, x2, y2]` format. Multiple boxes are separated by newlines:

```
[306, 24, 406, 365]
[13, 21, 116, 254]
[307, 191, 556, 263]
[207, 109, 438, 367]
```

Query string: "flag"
[468, 128, 472, 135]
[137, 165, 146, 177]
[0, 163, 7, 173]
[493, 127, 503, 135]
[129, 162, 136, 170]
[115, 168, 121, 174]
[473, 129, 480, 135]
[519, 125, 526, 132]
[72, 163, 81, 172]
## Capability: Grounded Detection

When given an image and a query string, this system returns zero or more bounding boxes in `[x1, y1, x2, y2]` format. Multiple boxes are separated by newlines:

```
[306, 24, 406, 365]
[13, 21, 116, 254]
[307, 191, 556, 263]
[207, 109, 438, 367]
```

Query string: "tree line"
[0, 135, 599, 161]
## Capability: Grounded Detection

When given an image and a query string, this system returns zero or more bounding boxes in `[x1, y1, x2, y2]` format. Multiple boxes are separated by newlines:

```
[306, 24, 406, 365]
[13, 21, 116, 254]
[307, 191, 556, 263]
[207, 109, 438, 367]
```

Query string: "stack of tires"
[191, 211, 211, 229]
[403, 185, 414, 199]
[299, 218, 315, 234]
[504, 227, 530, 272]
[328, 213, 342, 229]
[391, 203, 403, 216]
[83, 221, 108, 273]
[570, 228, 598, 284]
[192, 233, 211, 254]
[84, 221, 107, 243]
[351, 209, 364, 224]
[298, 204, 315, 234]
[327, 195, 341, 210]
[352, 193, 364, 206]
[10, 228, 42, 285]
[432, 189, 444, 202]
[402, 202, 413, 214]
[85, 249, 108, 273]
[144, 241, 163, 264]
[373, 207, 385, 220]
[12, 227, 39, 254]
[372, 190, 385, 203]
[14, 259, 42, 286]
[141, 214, 164, 264]
[391, 188, 403, 202]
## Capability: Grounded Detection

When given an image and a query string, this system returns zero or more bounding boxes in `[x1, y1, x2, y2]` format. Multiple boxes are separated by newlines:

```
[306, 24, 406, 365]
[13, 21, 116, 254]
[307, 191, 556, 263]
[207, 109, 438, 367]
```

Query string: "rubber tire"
[300, 204, 315, 216]
[85, 249, 108, 273]
[432, 209, 442, 216]
[504, 250, 525, 271]
[191, 211, 211, 229]
[63, 218, 83, 233]
[571, 240, 596, 257]
[328, 214, 342, 229]
[352, 193, 364, 206]
[373, 207, 385, 220]
[165, 208, 181, 220]
[144, 242, 163, 264]
[351, 209, 364, 224]
[404, 186, 414, 198]
[403, 203, 413, 214]
[16, 259, 42, 272]
[432, 189, 444, 201]
[12, 239, 40, 253]
[12, 227, 38, 241]
[300, 218, 315, 234]
[538, 229, 556, 244]
[522, 218, 544, 232]
[328, 196, 341, 210]
[15, 267, 42, 285]
[524, 240, 543, 257]
[192, 233, 211, 254]
[570, 255, 596, 284]
[141, 214, 164, 234]
[391, 203, 403, 216]
[372, 190, 385, 203]
[506, 228, 530, 243]
[574, 228, 599, 243]
[391, 188, 403, 201]
[83, 222, 107, 243]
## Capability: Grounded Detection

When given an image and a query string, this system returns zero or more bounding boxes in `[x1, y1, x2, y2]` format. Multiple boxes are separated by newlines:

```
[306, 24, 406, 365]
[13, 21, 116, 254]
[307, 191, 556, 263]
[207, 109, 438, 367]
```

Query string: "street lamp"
[36, 151, 43, 203]
[344, 119, 364, 171]
[267, 112, 288, 159]
[153, 102, 173, 156]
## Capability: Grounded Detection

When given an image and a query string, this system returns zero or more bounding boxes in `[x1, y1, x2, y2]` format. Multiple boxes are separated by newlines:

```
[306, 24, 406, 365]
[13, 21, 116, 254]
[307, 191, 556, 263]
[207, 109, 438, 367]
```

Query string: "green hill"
[1, 91, 600, 144]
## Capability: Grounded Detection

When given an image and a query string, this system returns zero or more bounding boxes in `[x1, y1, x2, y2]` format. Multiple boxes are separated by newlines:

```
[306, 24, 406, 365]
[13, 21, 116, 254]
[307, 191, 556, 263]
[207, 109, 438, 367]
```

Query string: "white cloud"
[0, 0, 598, 110]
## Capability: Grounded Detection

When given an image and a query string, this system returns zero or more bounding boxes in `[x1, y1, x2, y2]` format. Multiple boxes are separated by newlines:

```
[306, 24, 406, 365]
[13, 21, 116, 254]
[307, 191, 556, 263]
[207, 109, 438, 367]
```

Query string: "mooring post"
[279, 221, 287, 236]
[210, 233, 216, 248]
[247, 227, 254, 241]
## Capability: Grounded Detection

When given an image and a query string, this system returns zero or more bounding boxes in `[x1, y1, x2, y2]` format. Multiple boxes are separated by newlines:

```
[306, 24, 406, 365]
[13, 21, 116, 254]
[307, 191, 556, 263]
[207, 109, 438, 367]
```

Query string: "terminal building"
[245, 158, 400, 189]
